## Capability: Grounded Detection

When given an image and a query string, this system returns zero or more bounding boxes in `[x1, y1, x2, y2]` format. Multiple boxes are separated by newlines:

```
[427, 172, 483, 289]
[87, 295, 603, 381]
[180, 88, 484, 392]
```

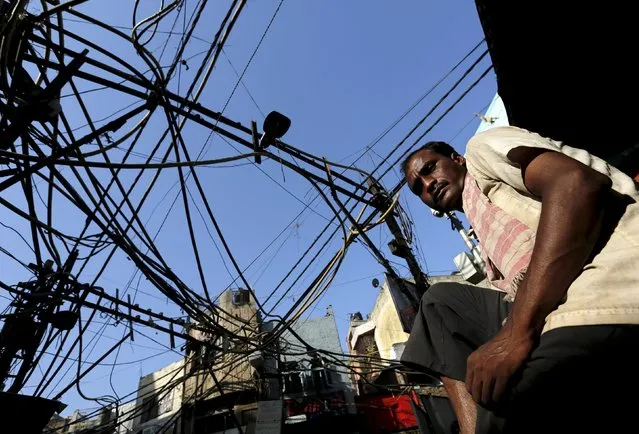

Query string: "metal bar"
[65, 284, 233, 342]
[251, 120, 261, 164]
[127, 294, 135, 341]
[0, 281, 191, 344]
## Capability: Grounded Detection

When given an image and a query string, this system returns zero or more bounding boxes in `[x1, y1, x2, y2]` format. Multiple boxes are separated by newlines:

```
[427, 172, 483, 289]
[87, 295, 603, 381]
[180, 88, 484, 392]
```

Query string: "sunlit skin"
[404, 149, 467, 212]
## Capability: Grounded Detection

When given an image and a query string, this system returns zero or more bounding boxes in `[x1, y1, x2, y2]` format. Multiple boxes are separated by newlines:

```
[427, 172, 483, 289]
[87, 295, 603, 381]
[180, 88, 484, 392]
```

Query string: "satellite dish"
[372, 278, 379, 288]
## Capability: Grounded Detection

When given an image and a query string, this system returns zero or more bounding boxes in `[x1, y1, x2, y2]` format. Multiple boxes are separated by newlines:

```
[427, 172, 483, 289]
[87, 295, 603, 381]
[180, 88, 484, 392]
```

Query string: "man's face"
[404, 149, 466, 212]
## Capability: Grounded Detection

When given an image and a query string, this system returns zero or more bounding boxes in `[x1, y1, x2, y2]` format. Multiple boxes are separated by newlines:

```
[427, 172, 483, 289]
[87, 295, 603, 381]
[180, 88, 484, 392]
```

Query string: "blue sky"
[0, 0, 496, 413]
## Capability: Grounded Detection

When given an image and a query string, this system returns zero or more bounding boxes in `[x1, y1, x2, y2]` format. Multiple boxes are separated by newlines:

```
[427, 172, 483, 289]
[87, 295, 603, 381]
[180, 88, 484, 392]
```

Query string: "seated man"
[399, 126, 639, 433]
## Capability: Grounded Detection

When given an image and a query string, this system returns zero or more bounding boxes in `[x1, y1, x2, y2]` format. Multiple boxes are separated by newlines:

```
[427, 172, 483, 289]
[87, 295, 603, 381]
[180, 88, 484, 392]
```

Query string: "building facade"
[48, 289, 364, 434]
[346, 272, 484, 433]
[133, 359, 185, 434]
[278, 308, 356, 428]
[181, 288, 261, 434]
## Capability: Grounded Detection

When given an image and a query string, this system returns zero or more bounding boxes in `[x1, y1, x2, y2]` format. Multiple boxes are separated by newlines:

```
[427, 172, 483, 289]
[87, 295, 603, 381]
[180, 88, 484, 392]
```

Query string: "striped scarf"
[462, 173, 535, 300]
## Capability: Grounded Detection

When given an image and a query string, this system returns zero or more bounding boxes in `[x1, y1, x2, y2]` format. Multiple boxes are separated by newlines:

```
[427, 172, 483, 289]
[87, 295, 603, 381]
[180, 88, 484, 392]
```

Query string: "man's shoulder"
[465, 126, 514, 161]
[465, 126, 559, 164]
[464, 126, 515, 167]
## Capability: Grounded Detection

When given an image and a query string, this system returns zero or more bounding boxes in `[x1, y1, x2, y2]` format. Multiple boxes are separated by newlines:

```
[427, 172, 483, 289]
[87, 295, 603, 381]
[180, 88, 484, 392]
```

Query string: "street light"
[251, 111, 291, 164]
[260, 111, 291, 149]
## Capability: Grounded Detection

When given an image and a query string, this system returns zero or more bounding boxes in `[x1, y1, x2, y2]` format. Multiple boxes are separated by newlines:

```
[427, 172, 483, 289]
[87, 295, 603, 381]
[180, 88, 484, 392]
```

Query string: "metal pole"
[446, 212, 485, 273]
[7, 251, 78, 393]
[366, 177, 429, 294]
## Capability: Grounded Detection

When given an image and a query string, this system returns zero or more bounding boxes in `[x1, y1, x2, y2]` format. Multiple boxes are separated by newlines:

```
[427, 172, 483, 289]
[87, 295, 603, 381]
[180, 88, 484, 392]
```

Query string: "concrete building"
[45, 414, 70, 433]
[346, 274, 457, 433]
[65, 410, 98, 433]
[348, 284, 407, 361]
[44, 376, 178, 434]
[278, 307, 356, 426]
[346, 275, 412, 394]
[115, 401, 137, 434]
[133, 359, 185, 434]
[44, 404, 118, 434]
[181, 288, 261, 434]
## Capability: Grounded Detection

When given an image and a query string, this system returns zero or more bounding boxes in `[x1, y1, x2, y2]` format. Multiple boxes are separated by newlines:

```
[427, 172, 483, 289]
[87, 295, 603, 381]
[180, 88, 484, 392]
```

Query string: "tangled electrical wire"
[0, 1, 493, 431]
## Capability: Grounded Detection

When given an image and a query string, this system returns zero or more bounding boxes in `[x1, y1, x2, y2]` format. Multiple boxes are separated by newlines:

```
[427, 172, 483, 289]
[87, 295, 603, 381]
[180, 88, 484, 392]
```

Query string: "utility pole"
[432, 210, 486, 275]
[366, 178, 429, 296]
[0, 251, 78, 392]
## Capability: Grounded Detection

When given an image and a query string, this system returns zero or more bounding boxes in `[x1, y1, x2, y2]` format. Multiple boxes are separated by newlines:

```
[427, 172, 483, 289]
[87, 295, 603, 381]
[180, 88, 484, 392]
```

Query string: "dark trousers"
[400, 281, 639, 433]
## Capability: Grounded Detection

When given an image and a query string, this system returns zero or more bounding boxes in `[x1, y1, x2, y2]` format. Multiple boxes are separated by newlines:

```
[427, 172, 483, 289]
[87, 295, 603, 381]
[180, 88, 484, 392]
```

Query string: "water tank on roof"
[232, 288, 250, 306]
[350, 312, 363, 321]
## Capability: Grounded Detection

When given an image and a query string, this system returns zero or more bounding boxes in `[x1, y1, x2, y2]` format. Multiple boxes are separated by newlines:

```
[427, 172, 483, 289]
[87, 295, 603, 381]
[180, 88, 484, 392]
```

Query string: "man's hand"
[464, 147, 611, 408]
[465, 322, 535, 406]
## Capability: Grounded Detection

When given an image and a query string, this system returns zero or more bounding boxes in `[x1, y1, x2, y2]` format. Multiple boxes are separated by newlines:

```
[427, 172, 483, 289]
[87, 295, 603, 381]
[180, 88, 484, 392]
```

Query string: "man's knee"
[421, 281, 466, 307]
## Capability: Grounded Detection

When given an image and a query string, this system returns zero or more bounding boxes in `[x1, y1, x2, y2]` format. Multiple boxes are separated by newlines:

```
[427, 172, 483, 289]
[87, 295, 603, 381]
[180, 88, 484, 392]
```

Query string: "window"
[141, 397, 159, 423]
[283, 371, 303, 394]
[197, 410, 237, 433]
[141, 389, 174, 424]
[158, 389, 174, 414]
[191, 344, 216, 371]
[311, 368, 328, 390]
[232, 341, 248, 352]
[325, 366, 337, 385]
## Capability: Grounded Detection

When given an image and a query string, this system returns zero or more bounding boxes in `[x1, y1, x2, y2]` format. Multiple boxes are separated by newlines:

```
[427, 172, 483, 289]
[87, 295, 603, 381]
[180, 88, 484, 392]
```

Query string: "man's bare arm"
[466, 148, 612, 405]
[506, 147, 612, 336]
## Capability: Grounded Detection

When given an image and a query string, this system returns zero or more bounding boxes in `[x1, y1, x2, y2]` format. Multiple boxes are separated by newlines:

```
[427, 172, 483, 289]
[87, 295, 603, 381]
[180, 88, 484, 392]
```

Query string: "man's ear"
[451, 152, 465, 166]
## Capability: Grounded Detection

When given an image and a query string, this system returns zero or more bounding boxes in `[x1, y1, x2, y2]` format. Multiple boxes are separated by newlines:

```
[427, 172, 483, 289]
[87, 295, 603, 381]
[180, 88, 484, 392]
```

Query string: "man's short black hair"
[400, 141, 458, 176]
